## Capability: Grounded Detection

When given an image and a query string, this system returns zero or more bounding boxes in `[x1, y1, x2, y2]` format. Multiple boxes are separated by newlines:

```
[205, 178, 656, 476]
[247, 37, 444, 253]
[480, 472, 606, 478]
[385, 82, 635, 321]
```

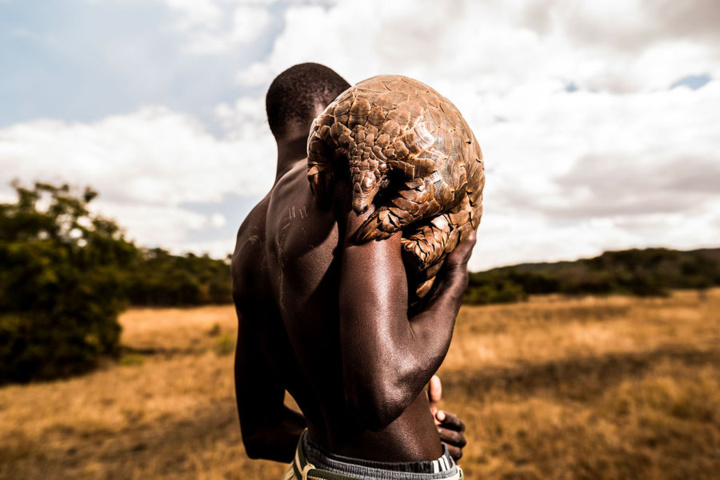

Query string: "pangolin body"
[307, 75, 485, 299]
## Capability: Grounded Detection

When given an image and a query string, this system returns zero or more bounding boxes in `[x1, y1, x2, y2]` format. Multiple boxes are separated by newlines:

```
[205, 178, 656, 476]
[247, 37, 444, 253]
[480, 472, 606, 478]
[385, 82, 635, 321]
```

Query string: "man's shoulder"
[232, 166, 312, 266]
[231, 195, 270, 285]
[234, 196, 270, 249]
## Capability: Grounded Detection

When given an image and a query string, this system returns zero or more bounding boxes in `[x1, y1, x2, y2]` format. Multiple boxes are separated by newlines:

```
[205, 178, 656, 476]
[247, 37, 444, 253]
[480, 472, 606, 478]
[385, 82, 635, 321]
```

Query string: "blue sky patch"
[670, 74, 711, 91]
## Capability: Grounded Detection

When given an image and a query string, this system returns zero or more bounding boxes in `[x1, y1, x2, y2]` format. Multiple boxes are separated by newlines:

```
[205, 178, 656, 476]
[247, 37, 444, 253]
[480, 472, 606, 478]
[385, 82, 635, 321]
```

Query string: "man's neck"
[275, 135, 309, 183]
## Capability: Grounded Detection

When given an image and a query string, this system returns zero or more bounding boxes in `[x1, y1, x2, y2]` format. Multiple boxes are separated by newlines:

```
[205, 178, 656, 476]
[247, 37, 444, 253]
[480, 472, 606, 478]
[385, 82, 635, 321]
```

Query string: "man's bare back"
[231, 63, 473, 468]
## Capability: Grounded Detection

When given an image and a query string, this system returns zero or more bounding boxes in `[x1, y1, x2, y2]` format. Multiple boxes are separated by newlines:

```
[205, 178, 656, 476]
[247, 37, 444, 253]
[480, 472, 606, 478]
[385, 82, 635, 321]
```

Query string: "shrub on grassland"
[0, 182, 134, 383]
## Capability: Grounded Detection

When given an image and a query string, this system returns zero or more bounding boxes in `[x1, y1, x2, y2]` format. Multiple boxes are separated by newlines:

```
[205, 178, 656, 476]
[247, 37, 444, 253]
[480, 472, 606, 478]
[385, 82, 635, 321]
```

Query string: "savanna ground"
[1, 290, 719, 479]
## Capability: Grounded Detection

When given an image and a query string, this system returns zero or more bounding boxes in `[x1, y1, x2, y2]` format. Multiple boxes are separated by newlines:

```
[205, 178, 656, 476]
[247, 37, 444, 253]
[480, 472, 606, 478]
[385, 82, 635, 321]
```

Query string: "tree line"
[3, 181, 719, 383]
[0, 182, 232, 384]
[464, 247, 720, 305]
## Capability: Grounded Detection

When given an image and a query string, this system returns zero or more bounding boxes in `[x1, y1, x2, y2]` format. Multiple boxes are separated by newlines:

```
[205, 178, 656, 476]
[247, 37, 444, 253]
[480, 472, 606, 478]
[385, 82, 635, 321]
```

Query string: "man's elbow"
[347, 379, 414, 430]
[243, 440, 265, 460]
[241, 431, 268, 459]
[242, 432, 289, 461]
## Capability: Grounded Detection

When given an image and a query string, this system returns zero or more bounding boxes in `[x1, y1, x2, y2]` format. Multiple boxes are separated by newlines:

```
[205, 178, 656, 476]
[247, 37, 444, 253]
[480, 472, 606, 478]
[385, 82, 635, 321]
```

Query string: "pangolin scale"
[307, 75, 485, 300]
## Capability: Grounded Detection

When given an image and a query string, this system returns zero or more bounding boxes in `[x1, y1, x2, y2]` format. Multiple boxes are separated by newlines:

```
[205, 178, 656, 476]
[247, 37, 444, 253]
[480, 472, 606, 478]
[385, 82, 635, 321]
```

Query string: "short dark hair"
[266, 63, 350, 139]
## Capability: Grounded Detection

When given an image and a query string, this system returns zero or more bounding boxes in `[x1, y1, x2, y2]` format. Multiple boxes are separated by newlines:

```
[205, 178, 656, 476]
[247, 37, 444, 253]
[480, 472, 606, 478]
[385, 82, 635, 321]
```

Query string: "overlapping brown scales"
[307, 75, 485, 299]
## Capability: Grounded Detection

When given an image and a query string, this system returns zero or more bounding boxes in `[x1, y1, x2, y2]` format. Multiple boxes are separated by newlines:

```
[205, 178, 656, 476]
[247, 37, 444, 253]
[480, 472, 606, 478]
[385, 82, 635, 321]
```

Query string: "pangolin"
[307, 75, 485, 300]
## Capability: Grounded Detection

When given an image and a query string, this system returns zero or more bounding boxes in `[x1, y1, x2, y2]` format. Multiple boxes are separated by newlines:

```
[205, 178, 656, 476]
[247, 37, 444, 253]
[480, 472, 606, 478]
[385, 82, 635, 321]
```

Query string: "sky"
[1, 0, 719, 271]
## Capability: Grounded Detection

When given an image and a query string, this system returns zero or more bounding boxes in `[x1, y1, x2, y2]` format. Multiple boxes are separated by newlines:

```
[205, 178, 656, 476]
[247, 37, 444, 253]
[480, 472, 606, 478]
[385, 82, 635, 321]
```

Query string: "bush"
[125, 248, 232, 306]
[0, 182, 136, 383]
[214, 333, 235, 356]
[465, 272, 528, 305]
[464, 247, 720, 305]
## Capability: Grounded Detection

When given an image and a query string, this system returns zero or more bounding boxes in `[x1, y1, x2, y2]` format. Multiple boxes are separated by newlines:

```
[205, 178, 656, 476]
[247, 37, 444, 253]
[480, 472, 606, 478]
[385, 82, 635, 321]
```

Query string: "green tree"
[125, 248, 232, 306]
[0, 182, 137, 383]
[465, 271, 528, 305]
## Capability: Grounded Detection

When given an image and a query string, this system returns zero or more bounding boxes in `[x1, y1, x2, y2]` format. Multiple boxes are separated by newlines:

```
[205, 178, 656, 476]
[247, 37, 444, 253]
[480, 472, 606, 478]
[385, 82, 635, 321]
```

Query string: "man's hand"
[444, 230, 477, 270]
[427, 375, 467, 461]
[422, 230, 476, 311]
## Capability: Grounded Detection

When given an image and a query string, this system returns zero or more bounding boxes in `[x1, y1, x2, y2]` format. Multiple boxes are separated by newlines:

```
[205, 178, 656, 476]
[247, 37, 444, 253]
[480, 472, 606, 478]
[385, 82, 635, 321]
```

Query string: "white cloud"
[236, 61, 275, 86]
[231, 6, 272, 43]
[209, 212, 227, 228]
[163, 0, 224, 30]
[182, 5, 272, 54]
[177, 238, 236, 259]
[239, 0, 720, 93]
[97, 203, 208, 247]
[233, 0, 720, 269]
[464, 83, 720, 269]
[471, 212, 638, 270]
[213, 96, 267, 137]
[481, 80, 720, 208]
[0, 106, 276, 252]
[5, 0, 720, 267]
[157, 0, 274, 54]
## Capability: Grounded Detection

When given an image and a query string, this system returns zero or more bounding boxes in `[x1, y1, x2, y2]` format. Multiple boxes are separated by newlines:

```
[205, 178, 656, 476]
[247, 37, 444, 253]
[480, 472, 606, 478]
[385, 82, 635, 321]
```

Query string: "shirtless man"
[232, 63, 475, 479]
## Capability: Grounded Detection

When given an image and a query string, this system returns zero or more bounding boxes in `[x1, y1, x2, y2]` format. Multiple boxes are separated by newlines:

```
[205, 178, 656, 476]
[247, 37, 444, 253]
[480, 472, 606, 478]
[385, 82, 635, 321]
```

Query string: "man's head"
[266, 63, 350, 141]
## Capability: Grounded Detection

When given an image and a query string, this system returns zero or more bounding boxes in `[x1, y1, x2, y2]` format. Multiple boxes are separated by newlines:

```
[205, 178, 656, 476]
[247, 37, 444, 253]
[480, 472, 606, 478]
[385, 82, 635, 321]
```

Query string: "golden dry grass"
[1, 290, 718, 479]
[439, 290, 720, 479]
[119, 306, 239, 354]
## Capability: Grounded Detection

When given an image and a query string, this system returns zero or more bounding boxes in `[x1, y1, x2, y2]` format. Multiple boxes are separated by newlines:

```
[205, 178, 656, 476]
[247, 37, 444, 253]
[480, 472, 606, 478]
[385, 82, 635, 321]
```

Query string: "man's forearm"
[339, 245, 467, 428]
[338, 202, 472, 429]
[408, 264, 468, 370]
[390, 265, 468, 410]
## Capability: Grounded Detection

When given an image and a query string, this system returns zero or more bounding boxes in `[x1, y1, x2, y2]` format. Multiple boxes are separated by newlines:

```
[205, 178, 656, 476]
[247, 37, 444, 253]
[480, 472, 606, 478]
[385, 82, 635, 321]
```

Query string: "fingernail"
[437, 410, 446, 421]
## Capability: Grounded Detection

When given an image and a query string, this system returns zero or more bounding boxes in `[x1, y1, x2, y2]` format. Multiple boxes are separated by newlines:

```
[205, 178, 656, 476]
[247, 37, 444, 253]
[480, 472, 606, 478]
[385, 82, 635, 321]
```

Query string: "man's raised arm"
[339, 207, 474, 429]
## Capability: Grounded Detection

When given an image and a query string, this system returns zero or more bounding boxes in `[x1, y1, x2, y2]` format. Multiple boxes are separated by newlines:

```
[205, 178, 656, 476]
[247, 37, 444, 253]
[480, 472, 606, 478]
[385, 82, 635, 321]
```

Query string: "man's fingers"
[437, 427, 467, 448]
[438, 406, 467, 461]
[437, 411, 465, 432]
[445, 230, 477, 268]
[428, 375, 442, 405]
[445, 445, 463, 462]
[428, 375, 441, 420]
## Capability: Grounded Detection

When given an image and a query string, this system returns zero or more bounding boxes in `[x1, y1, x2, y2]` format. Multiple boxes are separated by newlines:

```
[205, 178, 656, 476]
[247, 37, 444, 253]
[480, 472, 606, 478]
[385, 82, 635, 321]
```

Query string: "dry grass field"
[1, 290, 718, 479]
